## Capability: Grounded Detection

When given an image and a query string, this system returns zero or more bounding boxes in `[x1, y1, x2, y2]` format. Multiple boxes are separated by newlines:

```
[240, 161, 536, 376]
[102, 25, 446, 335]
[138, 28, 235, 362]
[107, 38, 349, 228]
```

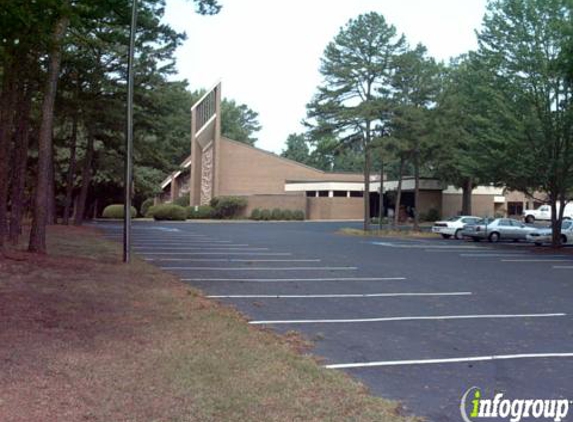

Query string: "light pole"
[124, 0, 138, 263]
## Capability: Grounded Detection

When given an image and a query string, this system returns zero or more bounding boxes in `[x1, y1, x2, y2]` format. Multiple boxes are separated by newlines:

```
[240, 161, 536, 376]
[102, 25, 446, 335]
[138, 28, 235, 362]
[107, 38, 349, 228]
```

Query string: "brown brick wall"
[307, 197, 363, 220]
[418, 191, 442, 216]
[442, 193, 496, 217]
[217, 138, 363, 196]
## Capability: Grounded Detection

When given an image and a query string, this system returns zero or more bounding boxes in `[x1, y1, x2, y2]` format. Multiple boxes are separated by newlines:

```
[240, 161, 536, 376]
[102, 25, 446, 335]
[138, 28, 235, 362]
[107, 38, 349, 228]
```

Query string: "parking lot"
[98, 221, 573, 422]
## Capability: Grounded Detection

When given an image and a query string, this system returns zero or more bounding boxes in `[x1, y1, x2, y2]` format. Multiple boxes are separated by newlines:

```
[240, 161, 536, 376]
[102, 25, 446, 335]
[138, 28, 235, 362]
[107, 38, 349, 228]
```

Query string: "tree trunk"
[62, 113, 78, 225]
[0, 59, 17, 251]
[461, 178, 473, 215]
[8, 87, 32, 244]
[363, 145, 371, 232]
[73, 127, 95, 226]
[29, 15, 69, 253]
[379, 154, 384, 230]
[46, 142, 56, 224]
[394, 155, 405, 227]
[413, 148, 420, 231]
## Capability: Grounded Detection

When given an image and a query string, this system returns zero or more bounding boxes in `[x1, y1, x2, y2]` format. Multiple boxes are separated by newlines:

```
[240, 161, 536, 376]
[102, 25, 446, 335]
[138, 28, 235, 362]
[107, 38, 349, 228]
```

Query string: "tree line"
[282, 0, 573, 246]
[0, 0, 261, 255]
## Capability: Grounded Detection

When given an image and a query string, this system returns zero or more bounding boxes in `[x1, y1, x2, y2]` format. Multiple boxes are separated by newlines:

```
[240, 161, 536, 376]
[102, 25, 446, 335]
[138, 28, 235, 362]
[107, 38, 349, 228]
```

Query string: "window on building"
[306, 191, 316, 197]
[507, 202, 523, 216]
[333, 191, 347, 197]
[349, 191, 363, 198]
[318, 191, 329, 197]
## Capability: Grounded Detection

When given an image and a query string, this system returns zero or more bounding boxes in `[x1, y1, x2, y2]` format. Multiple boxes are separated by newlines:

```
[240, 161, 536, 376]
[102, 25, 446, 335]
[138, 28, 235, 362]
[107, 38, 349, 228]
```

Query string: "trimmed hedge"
[102, 204, 137, 219]
[150, 204, 187, 221]
[173, 193, 190, 208]
[293, 210, 305, 221]
[260, 209, 271, 221]
[140, 198, 154, 217]
[271, 208, 282, 220]
[250, 208, 262, 220]
[249, 208, 304, 221]
[187, 205, 214, 219]
[210, 196, 247, 219]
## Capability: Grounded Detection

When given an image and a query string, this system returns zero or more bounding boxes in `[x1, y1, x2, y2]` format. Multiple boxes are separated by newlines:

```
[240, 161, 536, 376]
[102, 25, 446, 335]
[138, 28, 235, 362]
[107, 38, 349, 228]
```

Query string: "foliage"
[151, 204, 187, 221]
[260, 209, 271, 221]
[282, 209, 294, 220]
[210, 196, 248, 219]
[140, 198, 154, 217]
[187, 205, 214, 219]
[102, 204, 137, 219]
[293, 210, 305, 221]
[271, 208, 283, 220]
[250, 208, 262, 220]
[420, 208, 440, 222]
[173, 193, 190, 207]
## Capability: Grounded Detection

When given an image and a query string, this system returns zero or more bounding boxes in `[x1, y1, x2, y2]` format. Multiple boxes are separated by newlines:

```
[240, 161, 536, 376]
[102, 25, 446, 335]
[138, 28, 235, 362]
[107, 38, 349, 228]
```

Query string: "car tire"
[489, 232, 500, 243]
[454, 229, 463, 240]
[525, 215, 535, 224]
[441, 234, 451, 239]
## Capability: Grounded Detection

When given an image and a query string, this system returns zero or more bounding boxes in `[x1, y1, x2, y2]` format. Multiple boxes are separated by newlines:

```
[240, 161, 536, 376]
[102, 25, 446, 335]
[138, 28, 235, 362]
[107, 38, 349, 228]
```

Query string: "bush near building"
[187, 205, 214, 219]
[210, 196, 247, 219]
[102, 204, 137, 219]
[149, 204, 187, 221]
[250, 208, 304, 221]
[140, 198, 154, 217]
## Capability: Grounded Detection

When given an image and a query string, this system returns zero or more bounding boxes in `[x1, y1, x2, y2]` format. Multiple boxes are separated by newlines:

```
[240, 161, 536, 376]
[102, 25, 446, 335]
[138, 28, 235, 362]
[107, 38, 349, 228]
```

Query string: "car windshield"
[562, 221, 572, 230]
[476, 218, 492, 225]
[447, 216, 461, 221]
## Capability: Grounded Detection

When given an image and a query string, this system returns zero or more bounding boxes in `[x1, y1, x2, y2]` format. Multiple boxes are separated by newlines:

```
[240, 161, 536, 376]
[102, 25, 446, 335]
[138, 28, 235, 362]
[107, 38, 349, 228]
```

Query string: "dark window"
[318, 190, 329, 197]
[333, 191, 347, 197]
[507, 202, 523, 216]
[306, 191, 316, 197]
[350, 191, 363, 198]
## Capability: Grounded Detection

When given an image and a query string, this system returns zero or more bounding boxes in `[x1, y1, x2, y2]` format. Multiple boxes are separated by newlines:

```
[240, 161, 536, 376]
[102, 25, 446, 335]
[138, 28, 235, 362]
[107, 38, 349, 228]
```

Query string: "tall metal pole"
[124, 0, 138, 263]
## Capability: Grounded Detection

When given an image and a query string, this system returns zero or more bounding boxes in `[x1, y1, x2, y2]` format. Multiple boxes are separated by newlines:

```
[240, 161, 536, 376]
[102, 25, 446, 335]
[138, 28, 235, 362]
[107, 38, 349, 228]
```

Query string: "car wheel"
[489, 232, 500, 243]
[525, 215, 535, 224]
[441, 234, 451, 239]
[454, 229, 463, 240]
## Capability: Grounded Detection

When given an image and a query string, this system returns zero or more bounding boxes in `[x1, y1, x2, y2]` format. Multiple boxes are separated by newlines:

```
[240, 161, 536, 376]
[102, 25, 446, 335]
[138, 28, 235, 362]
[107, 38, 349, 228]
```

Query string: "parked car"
[526, 220, 573, 246]
[461, 218, 537, 242]
[432, 215, 482, 239]
[523, 202, 573, 223]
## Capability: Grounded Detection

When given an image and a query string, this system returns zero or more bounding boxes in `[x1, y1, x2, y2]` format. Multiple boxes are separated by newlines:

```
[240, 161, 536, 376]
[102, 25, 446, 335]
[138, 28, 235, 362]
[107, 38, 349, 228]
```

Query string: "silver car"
[461, 218, 537, 242]
[526, 220, 573, 246]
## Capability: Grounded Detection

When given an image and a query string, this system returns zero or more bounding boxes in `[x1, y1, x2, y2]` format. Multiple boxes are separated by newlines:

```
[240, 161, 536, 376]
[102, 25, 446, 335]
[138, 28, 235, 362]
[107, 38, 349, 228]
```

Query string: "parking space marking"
[325, 352, 573, 369]
[249, 312, 566, 325]
[424, 248, 494, 253]
[134, 246, 254, 250]
[501, 259, 573, 262]
[146, 258, 320, 262]
[162, 266, 357, 271]
[460, 253, 530, 257]
[141, 252, 292, 256]
[373, 242, 487, 250]
[553, 266, 573, 269]
[208, 292, 472, 299]
[181, 277, 406, 282]
[131, 240, 234, 244]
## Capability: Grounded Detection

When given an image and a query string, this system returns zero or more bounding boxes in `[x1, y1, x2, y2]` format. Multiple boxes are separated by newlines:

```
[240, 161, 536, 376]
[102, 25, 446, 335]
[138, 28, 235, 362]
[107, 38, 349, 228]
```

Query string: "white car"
[432, 215, 482, 240]
[523, 202, 573, 223]
[526, 220, 573, 246]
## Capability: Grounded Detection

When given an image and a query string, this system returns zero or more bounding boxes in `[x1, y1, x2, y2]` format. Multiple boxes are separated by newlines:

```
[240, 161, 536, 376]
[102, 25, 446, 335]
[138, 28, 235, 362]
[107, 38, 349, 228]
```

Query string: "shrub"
[293, 210, 305, 221]
[102, 204, 137, 219]
[282, 209, 294, 220]
[423, 208, 441, 222]
[271, 208, 283, 220]
[260, 209, 271, 221]
[187, 205, 214, 219]
[173, 193, 190, 207]
[210, 196, 247, 219]
[140, 198, 154, 217]
[250, 208, 262, 220]
[151, 204, 187, 221]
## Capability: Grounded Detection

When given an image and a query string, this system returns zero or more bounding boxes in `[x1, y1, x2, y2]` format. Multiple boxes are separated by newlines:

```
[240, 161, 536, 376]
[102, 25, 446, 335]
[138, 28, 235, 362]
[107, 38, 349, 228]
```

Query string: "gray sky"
[163, 0, 488, 154]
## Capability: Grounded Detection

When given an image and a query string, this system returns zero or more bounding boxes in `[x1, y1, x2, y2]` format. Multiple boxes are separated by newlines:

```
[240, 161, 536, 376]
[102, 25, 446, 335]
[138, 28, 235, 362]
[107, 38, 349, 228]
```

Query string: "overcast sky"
[163, 0, 488, 154]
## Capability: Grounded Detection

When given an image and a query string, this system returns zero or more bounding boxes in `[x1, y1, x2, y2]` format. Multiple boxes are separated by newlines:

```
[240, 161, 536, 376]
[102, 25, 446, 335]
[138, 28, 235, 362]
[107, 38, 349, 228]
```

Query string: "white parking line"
[460, 253, 529, 257]
[208, 292, 472, 299]
[501, 259, 573, 262]
[147, 258, 320, 262]
[553, 266, 573, 269]
[373, 242, 487, 250]
[132, 241, 234, 244]
[142, 252, 292, 256]
[249, 313, 566, 325]
[181, 277, 406, 282]
[325, 352, 573, 369]
[162, 266, 357, 271]
[134, 247, 267, 250]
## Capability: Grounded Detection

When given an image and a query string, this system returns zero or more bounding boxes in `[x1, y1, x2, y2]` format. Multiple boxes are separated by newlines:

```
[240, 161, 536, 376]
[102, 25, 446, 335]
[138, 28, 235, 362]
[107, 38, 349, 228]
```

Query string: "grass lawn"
[0, 226, 416, 422]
